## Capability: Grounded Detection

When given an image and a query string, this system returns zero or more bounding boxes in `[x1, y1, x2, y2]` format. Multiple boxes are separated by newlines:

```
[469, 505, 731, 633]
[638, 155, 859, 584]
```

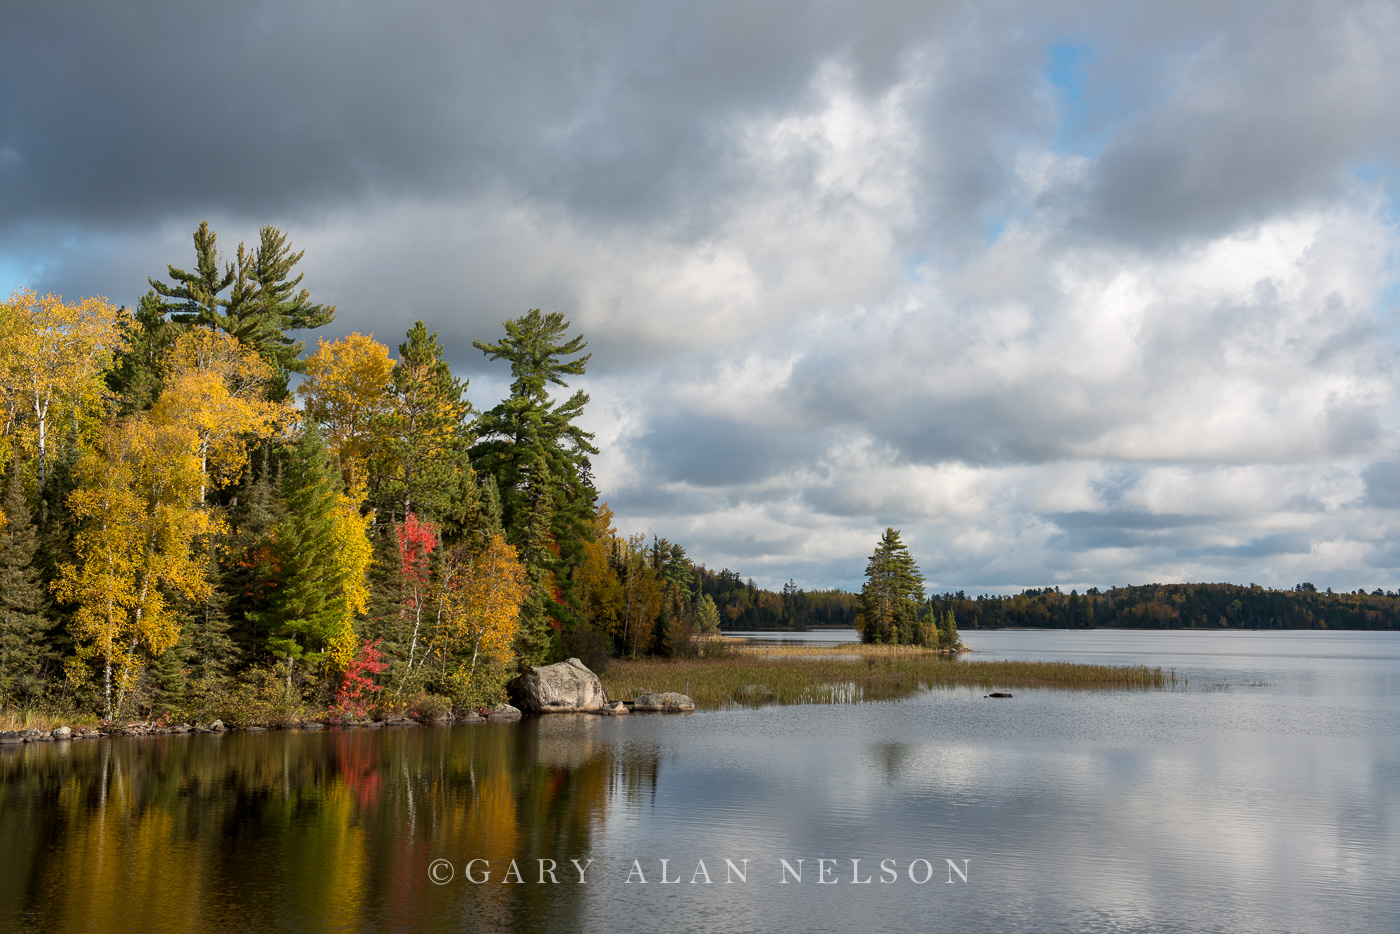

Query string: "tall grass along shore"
[601, 643, 1176, 708]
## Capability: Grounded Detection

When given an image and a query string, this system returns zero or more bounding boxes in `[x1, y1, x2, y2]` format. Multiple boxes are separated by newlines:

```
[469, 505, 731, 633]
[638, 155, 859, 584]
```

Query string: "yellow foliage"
[0, 289, 125, 482]
[55, 414, 211, 719]
[149, 329, 287, 500]
[577, 502, 623, 633]
[298, 333, 395, 482]
[437, 534, 528, 676]
[326, 485, 374, 671]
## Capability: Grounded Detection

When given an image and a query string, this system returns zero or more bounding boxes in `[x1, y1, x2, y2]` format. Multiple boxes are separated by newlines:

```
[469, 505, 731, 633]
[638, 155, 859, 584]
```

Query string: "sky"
[5, 1, 1400, 594]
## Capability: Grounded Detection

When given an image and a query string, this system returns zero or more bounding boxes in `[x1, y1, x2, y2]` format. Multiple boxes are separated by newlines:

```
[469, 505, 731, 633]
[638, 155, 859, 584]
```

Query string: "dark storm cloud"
[0, 1, 959, 234]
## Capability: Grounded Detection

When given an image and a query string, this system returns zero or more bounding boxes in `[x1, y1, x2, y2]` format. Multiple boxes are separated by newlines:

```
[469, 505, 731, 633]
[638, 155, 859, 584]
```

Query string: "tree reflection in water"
[0, 719, 658, 933]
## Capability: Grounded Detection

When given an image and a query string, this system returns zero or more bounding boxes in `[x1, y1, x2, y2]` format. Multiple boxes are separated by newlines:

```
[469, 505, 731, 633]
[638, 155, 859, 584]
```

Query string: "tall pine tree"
[471, 310, 599, 664]
[859, 528, 925, 644]
[254, 423, 341, 679]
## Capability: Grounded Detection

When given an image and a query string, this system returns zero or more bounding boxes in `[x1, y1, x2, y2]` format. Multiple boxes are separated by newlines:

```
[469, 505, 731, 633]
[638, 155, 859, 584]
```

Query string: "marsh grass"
[602, 643, 1176, 709]
[0, 708, 101, 731]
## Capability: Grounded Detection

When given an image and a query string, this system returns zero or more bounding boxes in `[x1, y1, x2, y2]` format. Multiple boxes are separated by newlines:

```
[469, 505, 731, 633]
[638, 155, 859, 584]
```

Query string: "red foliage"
[395, 512, 439, 597]
[331, 639, 388, 719]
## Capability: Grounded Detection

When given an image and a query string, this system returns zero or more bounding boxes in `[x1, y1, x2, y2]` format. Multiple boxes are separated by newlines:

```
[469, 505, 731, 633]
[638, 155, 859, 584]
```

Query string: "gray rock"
[244, 726, 267, 733]
[456, 713, 485, 723]
[594, 701, 630, 716]
[19, 728, 46, 740]
[509, 658, 606, 713]
[208, 719, 226, 732]
[52, 726, 72, 739]
[363, 720, 383, 729]
[170, 724, 191, 733]
[0, 731, 21, 744]
[632, 692, 696, 713]
[302, 721, 325, 731]
[486, 703, 522, 721]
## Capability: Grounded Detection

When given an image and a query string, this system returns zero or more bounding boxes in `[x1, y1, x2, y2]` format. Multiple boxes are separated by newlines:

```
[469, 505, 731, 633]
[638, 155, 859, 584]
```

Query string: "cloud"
[6, 0, 1400, 591]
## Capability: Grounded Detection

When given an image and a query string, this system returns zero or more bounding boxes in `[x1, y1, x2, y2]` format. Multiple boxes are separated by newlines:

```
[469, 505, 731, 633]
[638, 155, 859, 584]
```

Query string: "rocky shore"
[0, 660, 690, 744]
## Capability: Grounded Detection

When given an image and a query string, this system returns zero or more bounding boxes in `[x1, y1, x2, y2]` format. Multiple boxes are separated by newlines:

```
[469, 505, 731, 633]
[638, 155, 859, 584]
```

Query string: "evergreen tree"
[940, 609, 960, 648]
[149, 222, 335, 398]
[148, 221, 233, 332]
[0, 471, 54, 705]
[106, 291, 178, 413]
[254, 423, 341, 678]
[859, 528, 925, 644]
[375, 322, 473, 529]
[230, 226, 337, 398]
[224, 448, 287, 653]
[471, 310, 599, 663]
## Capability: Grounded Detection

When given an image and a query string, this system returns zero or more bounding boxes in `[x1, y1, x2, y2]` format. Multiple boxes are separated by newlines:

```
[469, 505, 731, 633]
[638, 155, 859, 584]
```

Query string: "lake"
[2, 630, 1396, 933]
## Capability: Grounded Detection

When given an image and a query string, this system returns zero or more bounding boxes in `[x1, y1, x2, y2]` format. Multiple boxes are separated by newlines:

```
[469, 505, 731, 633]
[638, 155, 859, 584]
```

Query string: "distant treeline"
[693, 566, 861, 630]
[927, 582, 1400, 630]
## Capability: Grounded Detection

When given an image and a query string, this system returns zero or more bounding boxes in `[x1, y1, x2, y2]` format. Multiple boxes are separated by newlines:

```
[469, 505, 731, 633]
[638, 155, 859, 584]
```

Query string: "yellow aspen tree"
[325, 486, 374, 672]
[149, 329, 286, 502]
[55, 414, 211, 720]
[437, 533, 528, 684]
[576, 502, 623, 634]
[0, 290, 125, 486]
[297, 333, 395, 485]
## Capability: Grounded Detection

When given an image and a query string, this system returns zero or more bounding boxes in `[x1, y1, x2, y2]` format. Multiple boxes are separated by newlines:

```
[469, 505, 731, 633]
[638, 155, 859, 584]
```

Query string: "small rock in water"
[985, 692, 1013, 699]
[0, 731, 21, 744]
[632, 692, 695, 713]
[52, 726, 72, 739]
[208, 719, 226, 732]
[486, 704, 522, 721]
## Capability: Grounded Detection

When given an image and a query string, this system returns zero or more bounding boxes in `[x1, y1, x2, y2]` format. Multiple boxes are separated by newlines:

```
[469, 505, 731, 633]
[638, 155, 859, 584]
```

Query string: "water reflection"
[2, 632, 1397, 933]
[0, 722, 659, 934]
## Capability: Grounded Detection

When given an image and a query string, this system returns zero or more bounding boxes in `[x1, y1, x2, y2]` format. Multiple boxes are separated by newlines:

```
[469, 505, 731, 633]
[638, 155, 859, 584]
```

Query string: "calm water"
[2, 630, 1397, 933]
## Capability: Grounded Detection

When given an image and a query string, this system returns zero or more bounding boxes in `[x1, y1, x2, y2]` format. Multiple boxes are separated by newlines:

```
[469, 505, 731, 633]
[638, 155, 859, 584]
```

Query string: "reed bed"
[601, 643, 1175, 709]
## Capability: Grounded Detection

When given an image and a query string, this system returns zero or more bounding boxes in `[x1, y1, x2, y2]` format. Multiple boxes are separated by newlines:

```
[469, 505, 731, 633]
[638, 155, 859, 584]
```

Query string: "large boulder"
[509, 658, 607, 713]
[632, 692, 695, 713]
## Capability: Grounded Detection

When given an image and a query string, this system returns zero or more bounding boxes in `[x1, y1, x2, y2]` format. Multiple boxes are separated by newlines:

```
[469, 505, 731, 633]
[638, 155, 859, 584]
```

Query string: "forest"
[927, 582, 1400, 630]
[0, 222, 826, 724]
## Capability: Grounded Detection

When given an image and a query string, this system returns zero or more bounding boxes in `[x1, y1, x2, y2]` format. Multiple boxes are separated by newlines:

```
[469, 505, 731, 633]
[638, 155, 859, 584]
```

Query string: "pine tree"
[471, 310, 599, 663]
[224, 448, 287, 656]
[859, 528, 925, 644]
[233, 226, 337, 398]
[255, 423, 341, 677]
[107, 291, 179, 413]
[0, 471, 54, 705]
[375, 322, 473, 529]
[148, 221, 235, 331]
[150, 222, 335, 399]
